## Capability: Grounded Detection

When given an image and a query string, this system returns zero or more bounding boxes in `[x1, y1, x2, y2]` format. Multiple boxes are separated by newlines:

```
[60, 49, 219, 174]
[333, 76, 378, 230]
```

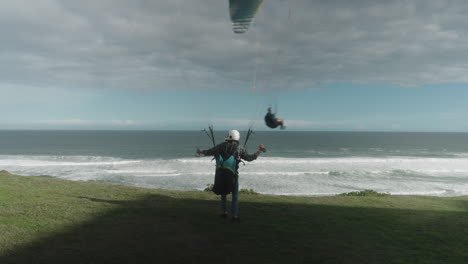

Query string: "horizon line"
[1, 129, 468, 133]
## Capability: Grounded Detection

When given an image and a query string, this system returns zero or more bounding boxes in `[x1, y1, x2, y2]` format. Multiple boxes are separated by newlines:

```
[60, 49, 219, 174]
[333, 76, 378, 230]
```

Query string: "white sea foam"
[1, 155, 468, 196]
[0, 155, 140, 167]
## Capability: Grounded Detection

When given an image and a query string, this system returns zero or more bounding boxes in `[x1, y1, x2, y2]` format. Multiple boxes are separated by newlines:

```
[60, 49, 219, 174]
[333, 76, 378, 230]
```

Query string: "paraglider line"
[202, 124, 216, 147]
[243, 126, 255, 149]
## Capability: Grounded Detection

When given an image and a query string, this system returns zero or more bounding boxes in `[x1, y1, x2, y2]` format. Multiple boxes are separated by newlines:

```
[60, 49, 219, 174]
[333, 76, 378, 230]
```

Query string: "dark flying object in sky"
[229, 0, 264, 34]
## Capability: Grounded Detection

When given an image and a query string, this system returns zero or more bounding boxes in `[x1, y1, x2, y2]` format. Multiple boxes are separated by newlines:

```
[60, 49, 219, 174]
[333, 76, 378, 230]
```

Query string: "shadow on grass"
[1, 194, 467, 264]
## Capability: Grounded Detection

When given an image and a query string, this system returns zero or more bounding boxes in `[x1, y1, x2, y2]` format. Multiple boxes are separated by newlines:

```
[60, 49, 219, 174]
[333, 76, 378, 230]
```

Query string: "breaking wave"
[1, 155, 468, 196]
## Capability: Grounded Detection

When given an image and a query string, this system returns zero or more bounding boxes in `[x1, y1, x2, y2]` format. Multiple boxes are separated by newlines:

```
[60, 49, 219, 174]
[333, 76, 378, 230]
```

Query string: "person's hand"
[196, 148, 202, 155]
[258, 144, 266, 152]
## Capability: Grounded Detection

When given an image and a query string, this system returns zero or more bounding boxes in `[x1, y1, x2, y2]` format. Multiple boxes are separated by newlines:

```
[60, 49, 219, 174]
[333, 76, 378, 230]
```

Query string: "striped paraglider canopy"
[229, 0, 264, 34]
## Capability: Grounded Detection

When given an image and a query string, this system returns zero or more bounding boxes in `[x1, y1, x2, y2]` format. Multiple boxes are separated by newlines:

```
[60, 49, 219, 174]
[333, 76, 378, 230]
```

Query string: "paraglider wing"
[229, 0, 264, 34]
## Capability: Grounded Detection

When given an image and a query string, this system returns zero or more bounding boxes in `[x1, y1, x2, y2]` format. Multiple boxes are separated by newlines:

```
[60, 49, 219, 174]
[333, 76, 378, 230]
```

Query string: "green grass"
[0, 171, 467, 264]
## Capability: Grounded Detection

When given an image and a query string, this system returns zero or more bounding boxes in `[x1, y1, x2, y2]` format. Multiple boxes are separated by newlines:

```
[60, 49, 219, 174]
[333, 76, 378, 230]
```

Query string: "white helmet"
[225, 130, 240, 142]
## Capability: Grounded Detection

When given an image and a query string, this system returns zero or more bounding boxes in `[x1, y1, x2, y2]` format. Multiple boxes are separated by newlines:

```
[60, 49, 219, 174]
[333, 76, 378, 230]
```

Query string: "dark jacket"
[201, 141, 258, 173]
[264, 112, 279, 128]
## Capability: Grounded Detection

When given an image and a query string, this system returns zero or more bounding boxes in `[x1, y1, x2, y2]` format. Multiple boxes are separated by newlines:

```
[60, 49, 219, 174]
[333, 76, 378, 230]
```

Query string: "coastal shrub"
[204, 184, 258, 195]
[338, 189, 388, 197]
[204, 184, 214, 192]
[239, 188, 259, 195]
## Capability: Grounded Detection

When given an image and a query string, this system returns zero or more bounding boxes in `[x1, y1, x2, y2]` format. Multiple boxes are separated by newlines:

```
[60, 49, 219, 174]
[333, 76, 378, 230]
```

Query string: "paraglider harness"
[202, 125, 254, 195]
[265, 108, 281, 128]
[213, 146, 241, 195]
[265, 113, 279, 128]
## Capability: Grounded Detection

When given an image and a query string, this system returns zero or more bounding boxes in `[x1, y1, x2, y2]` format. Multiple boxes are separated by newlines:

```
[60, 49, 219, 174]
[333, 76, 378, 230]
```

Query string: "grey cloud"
[1, 0, 468, 92]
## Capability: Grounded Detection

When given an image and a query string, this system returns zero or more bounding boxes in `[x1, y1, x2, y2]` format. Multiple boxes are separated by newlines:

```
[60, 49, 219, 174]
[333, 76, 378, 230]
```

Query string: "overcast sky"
[1, 0, 468, 131]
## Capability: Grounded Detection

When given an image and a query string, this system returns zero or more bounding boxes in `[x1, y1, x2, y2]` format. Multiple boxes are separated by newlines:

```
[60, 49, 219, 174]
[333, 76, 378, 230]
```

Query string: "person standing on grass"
[196, 130, 266, 223]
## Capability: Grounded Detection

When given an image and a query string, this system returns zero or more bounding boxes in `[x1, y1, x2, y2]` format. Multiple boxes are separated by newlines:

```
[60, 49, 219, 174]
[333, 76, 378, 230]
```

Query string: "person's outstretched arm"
[240, 144, 266, 161]
[196, 143, 223, 156]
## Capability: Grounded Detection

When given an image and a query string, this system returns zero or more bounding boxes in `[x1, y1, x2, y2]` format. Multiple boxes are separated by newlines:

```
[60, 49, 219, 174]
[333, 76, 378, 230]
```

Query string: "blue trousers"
[221, 178, 239, 217]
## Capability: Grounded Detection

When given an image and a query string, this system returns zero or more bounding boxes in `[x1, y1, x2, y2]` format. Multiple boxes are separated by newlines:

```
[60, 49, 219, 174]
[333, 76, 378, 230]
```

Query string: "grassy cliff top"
[0, 171, 467, 263]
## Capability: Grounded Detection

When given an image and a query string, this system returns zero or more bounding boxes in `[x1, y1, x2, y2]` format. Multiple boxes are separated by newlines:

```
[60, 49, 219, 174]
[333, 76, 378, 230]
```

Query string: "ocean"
[1, 130, 468, 196]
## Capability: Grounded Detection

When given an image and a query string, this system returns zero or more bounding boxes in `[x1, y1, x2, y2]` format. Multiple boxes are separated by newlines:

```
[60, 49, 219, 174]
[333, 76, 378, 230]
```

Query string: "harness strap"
[216, 145, 242, 175]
